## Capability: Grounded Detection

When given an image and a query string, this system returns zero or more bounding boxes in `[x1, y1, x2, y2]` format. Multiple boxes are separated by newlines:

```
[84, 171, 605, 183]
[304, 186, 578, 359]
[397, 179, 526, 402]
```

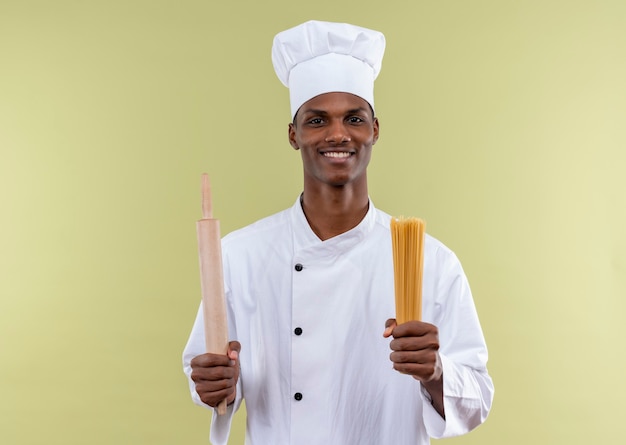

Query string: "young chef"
[183, 20, 494, 444]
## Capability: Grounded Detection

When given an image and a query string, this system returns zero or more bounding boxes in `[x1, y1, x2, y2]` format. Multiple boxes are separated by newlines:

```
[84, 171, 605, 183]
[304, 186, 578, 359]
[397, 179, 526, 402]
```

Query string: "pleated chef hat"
[271, 20, 386, 119]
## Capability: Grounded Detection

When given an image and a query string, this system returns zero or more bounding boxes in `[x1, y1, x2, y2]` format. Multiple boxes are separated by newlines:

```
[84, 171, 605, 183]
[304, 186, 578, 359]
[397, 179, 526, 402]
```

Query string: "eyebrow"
[300, 107, 371, 117]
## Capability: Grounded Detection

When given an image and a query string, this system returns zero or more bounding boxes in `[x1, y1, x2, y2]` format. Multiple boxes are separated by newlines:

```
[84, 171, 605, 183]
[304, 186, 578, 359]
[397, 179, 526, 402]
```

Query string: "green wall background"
[1, 1, 624, 443]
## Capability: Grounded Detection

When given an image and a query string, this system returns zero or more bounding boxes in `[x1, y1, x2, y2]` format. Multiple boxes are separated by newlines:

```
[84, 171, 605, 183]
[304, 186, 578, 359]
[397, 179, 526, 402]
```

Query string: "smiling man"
[289, 91, 378, 240]
[183, 20, 494, 445]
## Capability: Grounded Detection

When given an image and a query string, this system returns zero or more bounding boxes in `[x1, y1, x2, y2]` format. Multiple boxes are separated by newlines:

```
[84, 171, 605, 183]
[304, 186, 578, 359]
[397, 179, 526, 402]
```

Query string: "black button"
[294, 327, 303, 336]
[294, 392, 303, 401]
[295, 263, 303, 271]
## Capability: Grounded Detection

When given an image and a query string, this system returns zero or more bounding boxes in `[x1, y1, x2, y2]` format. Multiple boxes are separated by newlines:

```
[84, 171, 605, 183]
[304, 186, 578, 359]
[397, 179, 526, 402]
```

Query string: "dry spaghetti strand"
[391, 217, 426, 324]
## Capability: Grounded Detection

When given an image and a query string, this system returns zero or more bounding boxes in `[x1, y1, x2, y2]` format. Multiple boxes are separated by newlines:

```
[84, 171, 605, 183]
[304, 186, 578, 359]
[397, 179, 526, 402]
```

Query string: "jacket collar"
[290, 194, 377, 256]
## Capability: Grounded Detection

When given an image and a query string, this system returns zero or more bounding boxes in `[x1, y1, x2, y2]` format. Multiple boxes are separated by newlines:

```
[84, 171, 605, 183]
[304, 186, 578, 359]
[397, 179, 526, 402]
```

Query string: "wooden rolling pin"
[196, 173, 229, 415]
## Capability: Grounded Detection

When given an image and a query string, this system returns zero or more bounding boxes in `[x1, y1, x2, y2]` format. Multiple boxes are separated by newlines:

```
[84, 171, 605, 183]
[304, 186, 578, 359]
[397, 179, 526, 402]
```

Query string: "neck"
[300, 184, 369, 241]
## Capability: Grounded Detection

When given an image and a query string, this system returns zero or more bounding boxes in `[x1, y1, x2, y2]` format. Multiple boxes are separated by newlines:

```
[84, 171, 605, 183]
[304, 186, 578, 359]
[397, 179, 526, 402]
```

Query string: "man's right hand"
[190, 341, 241, 408]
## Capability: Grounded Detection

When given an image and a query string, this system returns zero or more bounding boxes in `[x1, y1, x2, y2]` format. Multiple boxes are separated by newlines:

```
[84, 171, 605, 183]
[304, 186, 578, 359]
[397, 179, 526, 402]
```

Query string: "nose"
[324, 121, 351, 145]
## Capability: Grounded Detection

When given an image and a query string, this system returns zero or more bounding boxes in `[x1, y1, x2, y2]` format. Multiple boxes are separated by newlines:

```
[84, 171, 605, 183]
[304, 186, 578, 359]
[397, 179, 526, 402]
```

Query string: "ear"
[372, 117, 380, 145]
[288, 123, 299, 150]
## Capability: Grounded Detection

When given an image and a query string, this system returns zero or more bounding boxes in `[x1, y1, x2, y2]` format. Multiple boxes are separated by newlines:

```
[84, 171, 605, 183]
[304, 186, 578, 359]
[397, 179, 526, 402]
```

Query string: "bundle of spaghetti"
[391, 217, 426, 324]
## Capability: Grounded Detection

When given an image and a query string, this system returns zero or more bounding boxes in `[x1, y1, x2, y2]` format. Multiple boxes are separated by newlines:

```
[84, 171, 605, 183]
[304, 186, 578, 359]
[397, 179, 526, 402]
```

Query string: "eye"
[348, 116, 365, 124]
[306, 117, 324, 126]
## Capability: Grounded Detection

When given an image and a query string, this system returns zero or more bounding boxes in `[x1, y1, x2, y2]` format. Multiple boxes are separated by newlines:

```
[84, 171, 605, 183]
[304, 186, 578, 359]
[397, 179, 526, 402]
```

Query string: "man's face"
[288, 92, 379, 189]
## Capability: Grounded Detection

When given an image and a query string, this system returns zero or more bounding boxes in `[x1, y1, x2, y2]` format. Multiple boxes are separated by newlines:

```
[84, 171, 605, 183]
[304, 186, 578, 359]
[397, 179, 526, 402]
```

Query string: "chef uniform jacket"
[183, 197, 494, 445]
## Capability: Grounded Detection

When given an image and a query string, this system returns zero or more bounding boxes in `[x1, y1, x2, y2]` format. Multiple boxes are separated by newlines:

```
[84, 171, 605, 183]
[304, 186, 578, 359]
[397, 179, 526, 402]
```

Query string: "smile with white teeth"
[323, 151, 352, 158]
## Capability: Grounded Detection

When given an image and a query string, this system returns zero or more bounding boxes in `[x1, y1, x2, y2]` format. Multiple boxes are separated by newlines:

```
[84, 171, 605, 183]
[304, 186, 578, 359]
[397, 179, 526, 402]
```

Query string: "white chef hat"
[271, 20, 386, 119]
